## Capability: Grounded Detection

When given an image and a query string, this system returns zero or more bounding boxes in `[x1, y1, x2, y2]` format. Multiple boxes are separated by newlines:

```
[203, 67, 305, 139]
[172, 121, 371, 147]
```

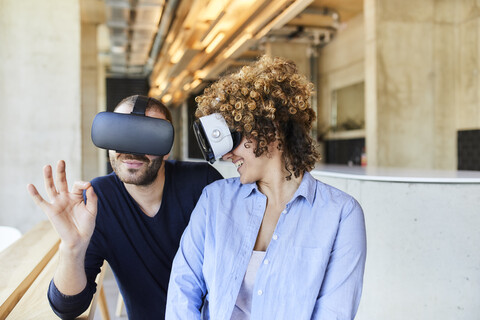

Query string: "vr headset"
[91, 96, 174, 156]
[193, 113, 242, 163]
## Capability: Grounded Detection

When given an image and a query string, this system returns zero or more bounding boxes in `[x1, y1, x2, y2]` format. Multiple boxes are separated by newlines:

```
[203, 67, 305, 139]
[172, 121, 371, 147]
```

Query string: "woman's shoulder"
[309, 174, 360, 209]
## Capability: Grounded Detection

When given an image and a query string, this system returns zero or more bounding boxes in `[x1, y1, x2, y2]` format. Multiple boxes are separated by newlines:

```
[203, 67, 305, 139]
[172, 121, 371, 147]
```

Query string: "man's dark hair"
[116, 95, 173, 122]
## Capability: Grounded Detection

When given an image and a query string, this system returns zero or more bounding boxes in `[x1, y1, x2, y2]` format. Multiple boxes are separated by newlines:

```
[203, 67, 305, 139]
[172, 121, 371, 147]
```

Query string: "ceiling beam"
[80, 0, 106, 24]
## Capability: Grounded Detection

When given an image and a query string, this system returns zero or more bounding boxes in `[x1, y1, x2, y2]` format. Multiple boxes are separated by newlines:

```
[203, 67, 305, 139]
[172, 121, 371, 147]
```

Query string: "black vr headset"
[193, 113, 242, 163]
[91, 96, 174, 156]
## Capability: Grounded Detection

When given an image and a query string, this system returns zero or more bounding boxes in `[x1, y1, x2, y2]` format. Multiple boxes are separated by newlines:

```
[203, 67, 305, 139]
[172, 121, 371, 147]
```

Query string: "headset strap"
[131, 96, 150, 115]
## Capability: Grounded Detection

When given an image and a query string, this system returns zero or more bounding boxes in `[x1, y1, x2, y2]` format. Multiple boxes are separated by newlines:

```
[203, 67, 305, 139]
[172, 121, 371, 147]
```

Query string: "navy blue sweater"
[48, 160, 223, 319]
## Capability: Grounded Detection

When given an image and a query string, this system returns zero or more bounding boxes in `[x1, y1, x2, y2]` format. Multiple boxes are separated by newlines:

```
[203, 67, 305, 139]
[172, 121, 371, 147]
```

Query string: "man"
[27, 95, 223, 319]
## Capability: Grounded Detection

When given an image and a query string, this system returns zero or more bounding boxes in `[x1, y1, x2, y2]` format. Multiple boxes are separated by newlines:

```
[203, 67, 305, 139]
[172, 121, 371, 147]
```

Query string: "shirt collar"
[238, 171, 316, 205]
[289, 171, 316, 206]
[239, 180, 258, 199]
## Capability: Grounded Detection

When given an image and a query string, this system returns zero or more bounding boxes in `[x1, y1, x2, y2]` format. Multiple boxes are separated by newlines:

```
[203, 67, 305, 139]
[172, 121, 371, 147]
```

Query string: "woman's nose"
[222, 151, 232, 161]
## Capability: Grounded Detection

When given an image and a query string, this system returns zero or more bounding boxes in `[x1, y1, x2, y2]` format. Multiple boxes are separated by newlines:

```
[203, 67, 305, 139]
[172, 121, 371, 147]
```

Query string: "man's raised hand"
[27, 160, 98, 249]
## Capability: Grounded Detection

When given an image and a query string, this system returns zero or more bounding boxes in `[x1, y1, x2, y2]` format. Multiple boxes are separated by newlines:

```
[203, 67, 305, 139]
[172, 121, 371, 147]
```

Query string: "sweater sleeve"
[47, 278, 96, 319]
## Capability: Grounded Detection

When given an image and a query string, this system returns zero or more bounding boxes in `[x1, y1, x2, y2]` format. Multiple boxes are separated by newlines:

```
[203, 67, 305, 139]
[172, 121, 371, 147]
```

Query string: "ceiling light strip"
[255, 0, 314, 39]
[205, 32, 225, 53]
[199, 10, 226, 43]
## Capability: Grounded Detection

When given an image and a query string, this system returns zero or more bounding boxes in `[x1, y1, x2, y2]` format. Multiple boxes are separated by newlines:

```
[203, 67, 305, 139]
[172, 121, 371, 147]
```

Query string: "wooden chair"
[0, 220, 110, 319]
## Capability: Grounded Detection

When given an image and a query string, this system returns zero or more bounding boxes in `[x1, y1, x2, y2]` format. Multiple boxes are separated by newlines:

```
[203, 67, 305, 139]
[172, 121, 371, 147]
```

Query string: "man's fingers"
[71, 181, 91, 196]
[56, 160, 69, 193]
[43, 165, 58, 200]
[27, 184, 48, 208]
[85, 186, 98, 217]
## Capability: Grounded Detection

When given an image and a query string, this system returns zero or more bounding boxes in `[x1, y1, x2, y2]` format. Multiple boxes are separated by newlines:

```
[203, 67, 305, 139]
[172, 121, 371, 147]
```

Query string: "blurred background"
[1, 0, 479, 319]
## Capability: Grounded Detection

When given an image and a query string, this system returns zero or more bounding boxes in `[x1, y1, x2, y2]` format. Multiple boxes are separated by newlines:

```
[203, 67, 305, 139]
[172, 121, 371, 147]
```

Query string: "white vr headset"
[193, 113, 242, 163]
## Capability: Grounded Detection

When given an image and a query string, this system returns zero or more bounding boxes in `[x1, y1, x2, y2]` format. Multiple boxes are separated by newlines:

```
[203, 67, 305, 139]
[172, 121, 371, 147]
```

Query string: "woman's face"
[222, 137, 275, 185]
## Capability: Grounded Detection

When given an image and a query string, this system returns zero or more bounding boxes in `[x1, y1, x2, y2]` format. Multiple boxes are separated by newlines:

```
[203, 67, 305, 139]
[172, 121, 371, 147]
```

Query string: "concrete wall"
[0, 0, 82, 232]
[314, 173, 480, 320]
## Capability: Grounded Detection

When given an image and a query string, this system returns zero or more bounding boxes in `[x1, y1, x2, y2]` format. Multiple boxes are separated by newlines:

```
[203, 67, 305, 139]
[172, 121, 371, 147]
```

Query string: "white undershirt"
[230, 251, 266, 320]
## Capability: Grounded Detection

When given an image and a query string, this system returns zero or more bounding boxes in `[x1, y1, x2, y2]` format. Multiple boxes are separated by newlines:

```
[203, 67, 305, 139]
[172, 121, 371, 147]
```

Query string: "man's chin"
[118, 171, 143, 184]
[117, 169, 158, 186]
[110, 156, 163, 186]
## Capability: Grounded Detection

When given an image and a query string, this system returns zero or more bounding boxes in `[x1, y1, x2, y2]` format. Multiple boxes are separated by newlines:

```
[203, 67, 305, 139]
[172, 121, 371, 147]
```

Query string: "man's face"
[108, 103, 169, 186]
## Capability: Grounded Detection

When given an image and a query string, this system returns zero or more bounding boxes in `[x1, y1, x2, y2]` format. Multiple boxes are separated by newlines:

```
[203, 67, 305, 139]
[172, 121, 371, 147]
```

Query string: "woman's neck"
[257, 168, 303, 205]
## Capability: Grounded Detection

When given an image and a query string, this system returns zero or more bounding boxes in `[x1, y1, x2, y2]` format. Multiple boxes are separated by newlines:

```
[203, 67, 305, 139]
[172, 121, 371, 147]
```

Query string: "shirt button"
[272, 234, 278, 240]
[282, 210, 287, 214]
[257, 290, 263, 295]
[263, 259, 269, 265]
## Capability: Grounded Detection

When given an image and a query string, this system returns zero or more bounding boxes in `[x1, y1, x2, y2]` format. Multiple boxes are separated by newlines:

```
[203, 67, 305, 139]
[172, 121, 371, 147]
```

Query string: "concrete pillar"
[364, 1, 378, 167]
[80, 0, 106, 180]
[364, 0, 480, 170]
[81, 22, 101, 181]
[0, 0, 82, 232]
[455, 1, 480, 131]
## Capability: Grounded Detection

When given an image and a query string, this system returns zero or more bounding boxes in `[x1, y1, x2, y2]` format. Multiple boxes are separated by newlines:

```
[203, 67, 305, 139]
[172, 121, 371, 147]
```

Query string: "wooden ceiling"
[311, 0, 363, 21]
[79, 0, 364, 24]
[80, 0, 363, 105]
[289, 0, 363, 29]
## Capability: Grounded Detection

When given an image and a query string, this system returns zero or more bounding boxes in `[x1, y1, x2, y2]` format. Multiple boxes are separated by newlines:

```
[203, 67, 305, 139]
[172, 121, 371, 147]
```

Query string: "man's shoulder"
[90, 172, 120, 191]
[166, 160, 222, 181]
[166, 160, 211, 171]
[91, 171, 116, 182]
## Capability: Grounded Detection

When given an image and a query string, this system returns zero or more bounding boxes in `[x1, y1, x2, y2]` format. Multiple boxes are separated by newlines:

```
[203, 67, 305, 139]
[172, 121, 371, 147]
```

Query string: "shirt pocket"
[295, 245, 330, 271]
[288, 246, 330, 299]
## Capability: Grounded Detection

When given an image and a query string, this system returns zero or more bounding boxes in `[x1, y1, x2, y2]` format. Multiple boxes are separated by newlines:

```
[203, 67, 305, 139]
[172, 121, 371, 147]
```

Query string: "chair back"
[0, 226, 22, 253]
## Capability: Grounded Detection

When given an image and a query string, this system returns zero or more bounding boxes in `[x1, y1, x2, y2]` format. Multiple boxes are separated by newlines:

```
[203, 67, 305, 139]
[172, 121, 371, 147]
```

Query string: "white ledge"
[312, 164, 480, 184]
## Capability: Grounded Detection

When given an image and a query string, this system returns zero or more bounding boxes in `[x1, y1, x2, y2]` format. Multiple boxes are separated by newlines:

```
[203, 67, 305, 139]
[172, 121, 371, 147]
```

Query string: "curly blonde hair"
[195, 55, 320, 179]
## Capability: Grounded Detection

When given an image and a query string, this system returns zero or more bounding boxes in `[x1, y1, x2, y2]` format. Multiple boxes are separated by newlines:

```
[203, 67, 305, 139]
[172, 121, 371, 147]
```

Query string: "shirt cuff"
[47, 279, 96, 319]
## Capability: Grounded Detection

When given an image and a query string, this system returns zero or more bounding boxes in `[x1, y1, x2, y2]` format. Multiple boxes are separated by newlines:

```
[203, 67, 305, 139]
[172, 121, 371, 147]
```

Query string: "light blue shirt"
[166, 172, 366, 320]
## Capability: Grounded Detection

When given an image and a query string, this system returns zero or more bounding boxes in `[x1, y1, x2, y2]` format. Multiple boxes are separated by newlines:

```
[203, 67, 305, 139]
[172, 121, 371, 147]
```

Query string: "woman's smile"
[234, 160, 244, 169]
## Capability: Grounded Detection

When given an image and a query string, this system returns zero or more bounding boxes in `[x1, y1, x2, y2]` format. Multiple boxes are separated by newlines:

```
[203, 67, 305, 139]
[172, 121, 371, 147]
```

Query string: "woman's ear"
[267, 140, 281, 157]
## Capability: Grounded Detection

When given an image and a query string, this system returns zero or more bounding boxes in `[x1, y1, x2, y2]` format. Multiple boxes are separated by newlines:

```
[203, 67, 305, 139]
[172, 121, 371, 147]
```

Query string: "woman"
[166, 55, 366, 319]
